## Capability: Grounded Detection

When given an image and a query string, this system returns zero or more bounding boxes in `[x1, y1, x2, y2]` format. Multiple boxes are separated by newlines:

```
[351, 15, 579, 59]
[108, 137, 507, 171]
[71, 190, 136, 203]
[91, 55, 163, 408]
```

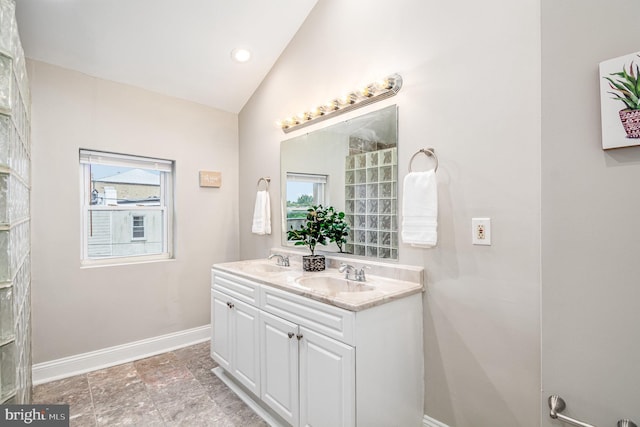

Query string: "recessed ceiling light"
[231, 48, 251, 63]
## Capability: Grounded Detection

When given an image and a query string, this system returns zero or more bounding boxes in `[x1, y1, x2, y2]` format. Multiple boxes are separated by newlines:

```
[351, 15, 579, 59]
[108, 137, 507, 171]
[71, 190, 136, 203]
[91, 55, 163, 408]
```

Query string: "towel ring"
[257, 177, 270, 191]
[408, 148, 438, 173]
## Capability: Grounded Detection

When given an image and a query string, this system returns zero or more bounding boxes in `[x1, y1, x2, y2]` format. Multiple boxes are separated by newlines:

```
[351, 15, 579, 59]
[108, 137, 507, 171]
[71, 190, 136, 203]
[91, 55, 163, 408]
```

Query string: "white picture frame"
[599, 51, 640, 150]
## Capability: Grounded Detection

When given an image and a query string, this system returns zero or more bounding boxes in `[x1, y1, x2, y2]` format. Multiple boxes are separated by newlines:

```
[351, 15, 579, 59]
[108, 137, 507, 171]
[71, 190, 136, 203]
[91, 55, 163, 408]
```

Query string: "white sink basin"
[296, 276, 375, 293]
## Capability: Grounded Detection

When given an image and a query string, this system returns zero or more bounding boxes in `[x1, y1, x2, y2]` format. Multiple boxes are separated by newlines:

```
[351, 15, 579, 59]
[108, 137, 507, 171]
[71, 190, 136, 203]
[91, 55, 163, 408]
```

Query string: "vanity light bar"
[277, 73, 403, 133]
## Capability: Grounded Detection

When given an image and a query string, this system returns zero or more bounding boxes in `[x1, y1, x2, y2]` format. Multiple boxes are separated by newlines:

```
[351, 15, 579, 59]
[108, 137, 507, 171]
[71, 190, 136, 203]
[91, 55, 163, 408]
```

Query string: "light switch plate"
[472, 218, 491, 245]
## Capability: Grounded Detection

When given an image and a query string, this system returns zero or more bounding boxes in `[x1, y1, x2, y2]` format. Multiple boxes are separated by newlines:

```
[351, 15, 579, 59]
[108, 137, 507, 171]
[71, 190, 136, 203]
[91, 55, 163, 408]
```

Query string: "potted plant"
[287, 205, 328, 271]
[287, 204, 349, 271]
[604, 58, 640, 138]
[324, 206, 350, 253]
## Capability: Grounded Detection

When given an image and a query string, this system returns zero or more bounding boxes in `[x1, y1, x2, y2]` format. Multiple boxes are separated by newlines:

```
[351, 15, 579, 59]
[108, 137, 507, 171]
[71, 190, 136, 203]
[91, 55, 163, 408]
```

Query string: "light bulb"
[297, 112, 311, 121]
[375, 78, 391, 90]
[310, 106, 324, 117]
[325, 100, 338, 111]
[338, 93, 355, 105]
[359, 85, 374, 97]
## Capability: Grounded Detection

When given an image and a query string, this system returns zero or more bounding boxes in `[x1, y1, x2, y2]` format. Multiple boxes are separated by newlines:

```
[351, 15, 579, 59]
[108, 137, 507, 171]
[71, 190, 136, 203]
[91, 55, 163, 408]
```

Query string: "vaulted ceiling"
[16, 0, 318, 113]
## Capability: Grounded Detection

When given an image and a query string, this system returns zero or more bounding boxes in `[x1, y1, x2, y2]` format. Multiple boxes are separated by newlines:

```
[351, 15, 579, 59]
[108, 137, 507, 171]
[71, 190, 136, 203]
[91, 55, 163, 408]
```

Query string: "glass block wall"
[344, 147, 397, 259]
[0, 0, 32, 404]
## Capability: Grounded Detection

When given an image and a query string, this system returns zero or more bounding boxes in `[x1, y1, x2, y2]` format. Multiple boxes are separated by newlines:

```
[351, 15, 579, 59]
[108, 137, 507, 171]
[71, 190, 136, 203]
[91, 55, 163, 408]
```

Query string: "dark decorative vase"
[302, 255, 325, 272]
[619, 109, 640, 138]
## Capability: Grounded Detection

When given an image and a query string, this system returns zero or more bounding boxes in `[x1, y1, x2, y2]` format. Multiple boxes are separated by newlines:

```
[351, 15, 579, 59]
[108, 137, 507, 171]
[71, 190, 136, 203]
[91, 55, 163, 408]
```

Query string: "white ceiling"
[15, 0, 318, 113]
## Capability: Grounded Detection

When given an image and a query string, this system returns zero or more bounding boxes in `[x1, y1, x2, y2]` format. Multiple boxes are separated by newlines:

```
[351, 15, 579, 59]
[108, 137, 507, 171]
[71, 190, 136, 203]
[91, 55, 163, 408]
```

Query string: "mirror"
[281, 105, 398, 260]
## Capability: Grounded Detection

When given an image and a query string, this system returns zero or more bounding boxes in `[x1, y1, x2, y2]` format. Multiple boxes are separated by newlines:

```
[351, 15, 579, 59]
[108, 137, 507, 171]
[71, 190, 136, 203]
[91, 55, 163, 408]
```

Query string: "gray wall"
[238, 1, 541, 425]
[29, 60, 240, 363]
[541, 0, 640, 424]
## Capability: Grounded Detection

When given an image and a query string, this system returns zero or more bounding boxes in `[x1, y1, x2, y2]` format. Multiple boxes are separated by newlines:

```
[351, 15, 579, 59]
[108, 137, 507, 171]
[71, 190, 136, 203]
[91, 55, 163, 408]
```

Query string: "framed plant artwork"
[600, 51, 640, 149]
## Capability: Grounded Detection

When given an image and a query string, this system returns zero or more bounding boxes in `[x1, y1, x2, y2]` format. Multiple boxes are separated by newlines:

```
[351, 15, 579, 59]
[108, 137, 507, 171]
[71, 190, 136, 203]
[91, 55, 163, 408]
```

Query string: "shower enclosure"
[0, 0, 31, 404]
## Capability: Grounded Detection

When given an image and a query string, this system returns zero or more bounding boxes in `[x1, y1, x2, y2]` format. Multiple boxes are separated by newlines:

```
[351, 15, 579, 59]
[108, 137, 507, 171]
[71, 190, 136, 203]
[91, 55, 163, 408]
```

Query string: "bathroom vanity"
[211, 254, 424, 427]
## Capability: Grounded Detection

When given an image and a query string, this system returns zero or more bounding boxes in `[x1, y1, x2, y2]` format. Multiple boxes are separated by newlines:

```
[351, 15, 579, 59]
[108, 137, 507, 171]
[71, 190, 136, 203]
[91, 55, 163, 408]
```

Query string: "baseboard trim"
[423, 414, 450, 427]
[32, 324, 211, 385]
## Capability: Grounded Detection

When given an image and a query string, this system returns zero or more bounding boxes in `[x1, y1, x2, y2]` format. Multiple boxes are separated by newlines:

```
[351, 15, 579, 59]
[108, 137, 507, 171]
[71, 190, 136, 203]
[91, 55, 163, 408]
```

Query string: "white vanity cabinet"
[211, 290, 232, 370]
[211, 267, 424, 427]
[259, 281, 356, 426]
[259, 310, 300, 425]
[259, 309, 355, 427]
[211, 273, 262, 396]
[298, 326, 355, 427]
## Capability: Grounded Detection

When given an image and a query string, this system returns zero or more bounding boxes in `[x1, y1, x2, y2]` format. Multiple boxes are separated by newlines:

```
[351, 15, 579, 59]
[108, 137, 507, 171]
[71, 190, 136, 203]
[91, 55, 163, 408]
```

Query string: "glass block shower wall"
[344, 147, 397, 259]
[0, 0, 32, 404]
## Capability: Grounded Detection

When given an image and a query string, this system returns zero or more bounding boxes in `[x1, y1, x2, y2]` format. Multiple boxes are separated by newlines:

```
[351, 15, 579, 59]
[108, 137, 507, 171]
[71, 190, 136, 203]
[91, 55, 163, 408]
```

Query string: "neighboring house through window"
[80, 149, 174, 264]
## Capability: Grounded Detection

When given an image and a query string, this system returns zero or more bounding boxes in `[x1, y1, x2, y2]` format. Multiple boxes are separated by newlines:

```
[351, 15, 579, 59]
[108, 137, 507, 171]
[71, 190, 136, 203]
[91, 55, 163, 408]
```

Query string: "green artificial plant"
[287, 205, 329, 256]
[287, 205, 350, 255]
[324, 206, 350, 253]
[605, 59, 640, 110]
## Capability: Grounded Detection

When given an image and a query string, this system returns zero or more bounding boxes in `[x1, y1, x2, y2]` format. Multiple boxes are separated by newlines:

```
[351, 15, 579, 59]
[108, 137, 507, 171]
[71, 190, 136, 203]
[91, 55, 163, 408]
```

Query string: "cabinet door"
[299, 327, 355, 427]
[231, 299, 261, 396]
[260, 311, 299, 426]
[211, 290, 232, 371]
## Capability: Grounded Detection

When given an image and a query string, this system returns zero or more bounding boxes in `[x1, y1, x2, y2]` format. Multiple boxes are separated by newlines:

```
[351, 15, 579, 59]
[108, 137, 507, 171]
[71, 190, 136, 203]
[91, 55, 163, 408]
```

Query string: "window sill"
[80, 255, 174, 269]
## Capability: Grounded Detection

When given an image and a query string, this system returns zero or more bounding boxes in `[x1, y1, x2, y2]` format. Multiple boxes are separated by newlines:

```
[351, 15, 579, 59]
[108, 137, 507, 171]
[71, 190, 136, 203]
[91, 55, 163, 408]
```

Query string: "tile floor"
[32, 341, 268, 426]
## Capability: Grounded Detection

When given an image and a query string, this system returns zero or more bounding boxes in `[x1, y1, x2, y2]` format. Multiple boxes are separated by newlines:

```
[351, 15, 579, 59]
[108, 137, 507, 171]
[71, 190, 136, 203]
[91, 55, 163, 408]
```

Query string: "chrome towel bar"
[548, 395, 637, 427]
[256, 177, 270, 191]
[408, 148, 438, 173]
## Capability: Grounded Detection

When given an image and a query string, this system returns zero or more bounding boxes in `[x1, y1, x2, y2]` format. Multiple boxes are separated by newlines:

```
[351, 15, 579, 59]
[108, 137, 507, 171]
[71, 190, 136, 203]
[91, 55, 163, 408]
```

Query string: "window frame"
[79, 149, 174, 266]
[285, 172, 328, 207]
[284, 172, 328, 246]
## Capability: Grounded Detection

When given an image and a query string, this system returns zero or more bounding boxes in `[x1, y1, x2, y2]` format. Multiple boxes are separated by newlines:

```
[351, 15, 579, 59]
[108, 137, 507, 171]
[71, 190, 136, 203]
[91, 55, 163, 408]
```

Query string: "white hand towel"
[401, 170, 438, 248]
[251, 190, 271, 235]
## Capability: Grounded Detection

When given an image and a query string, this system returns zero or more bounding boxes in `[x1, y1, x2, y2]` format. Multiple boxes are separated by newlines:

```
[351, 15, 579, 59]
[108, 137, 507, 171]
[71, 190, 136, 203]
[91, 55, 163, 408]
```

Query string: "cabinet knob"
[288, 332, 294, 339]
[296, 334, 303, 340]
[227, 302, 234, 309]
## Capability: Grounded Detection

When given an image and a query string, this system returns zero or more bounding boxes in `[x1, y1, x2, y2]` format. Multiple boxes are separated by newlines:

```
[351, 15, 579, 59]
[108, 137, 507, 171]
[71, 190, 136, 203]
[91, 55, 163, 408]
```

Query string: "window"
[285, 172, 327, 235]
[131, 215, 145, 240]
[80, 149, 174, 264]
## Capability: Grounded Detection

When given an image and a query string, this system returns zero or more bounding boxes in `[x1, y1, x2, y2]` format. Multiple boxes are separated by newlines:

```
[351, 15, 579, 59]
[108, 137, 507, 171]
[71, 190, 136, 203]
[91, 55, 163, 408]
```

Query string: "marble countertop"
[212, 258, 424, 312]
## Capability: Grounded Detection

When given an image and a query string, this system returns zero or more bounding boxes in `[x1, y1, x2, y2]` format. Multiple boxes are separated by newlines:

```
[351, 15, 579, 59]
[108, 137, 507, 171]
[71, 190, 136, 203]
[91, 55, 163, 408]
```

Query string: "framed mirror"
[281, 105, 398, 260]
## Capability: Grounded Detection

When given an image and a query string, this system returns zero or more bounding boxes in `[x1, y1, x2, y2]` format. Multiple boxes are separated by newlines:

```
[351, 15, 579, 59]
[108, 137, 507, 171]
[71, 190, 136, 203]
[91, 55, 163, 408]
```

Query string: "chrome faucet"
[268, 253, 289, 267]
[339, 263, 356, 279]
[339, 263, 369, 282]
[355, 265, 370, 282]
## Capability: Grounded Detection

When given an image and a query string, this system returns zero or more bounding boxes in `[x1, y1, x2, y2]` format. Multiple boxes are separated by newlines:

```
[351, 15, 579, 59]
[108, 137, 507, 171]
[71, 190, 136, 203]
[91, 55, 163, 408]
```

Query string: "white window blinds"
[285, 172, 328, 184]
[79, 149, 172, 172]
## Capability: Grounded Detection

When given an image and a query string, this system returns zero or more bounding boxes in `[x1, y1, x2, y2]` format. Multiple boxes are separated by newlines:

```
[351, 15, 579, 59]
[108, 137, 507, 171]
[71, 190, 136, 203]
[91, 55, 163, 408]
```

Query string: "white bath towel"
[251, 190, 271, 235]
[401, 170, 438, 248]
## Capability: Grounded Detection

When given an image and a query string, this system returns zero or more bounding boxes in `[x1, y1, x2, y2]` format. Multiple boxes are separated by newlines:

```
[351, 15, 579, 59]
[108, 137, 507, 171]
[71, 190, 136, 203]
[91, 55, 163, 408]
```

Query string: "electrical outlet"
[477, 224, 486, 239]
[472, 218, 491, 245]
